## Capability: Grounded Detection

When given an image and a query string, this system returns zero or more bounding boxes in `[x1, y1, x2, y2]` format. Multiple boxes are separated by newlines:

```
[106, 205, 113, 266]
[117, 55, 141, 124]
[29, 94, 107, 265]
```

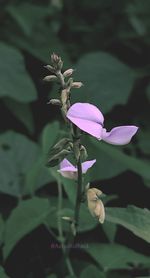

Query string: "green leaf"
[80, 265, 105, 278]
[4, 98, 34, 134]
[86, 138, 127, 179]
[73, 52, 136, 113]
[91, 139, 150, 181]
[0, 131, 53, 197]
[102, 222, 117, 243]
[6, 3, 51, 36]
[0, 43, 37, 102]
[85, 243, 150, 271]
[0, 266, 9, 278]
[3, 197, 50, 259]
[106, 206, 150, 243]
[45, 196, 98, 233]
[137, 130, 150, 155]
[42, 122, 60, 154]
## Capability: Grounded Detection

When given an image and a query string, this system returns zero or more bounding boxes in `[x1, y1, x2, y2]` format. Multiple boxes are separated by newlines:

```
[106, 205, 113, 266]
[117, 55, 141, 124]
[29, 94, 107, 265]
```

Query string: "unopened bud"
[87, 188, 105, 224]
[80, 145, 88, 160]
[51, 53, 63, 70]
[43, 75, 57, 82]
[63, 69, 74, 78]
[44, 65, 55, 73]
[72, 82, 83, 89]
[47, 99, 61, 106]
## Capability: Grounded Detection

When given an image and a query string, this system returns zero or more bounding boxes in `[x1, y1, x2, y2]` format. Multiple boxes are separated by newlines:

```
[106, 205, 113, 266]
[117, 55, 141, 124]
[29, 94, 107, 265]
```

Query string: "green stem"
[57, 178, 75, 277]
[74, 155, 82, 230]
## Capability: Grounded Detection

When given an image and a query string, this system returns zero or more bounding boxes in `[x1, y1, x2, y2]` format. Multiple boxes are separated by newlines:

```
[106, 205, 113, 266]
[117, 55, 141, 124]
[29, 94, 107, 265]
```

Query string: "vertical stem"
[57, 178, 75, 277]
[74, 155, 82, 229]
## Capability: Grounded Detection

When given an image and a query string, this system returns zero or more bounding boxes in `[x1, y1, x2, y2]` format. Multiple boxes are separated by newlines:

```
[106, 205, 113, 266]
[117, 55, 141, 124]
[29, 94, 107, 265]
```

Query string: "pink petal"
[81, 159, 96, 174]
[58, 170, 78, 180]
[102, 126, 139, 145]
[67, 117, 103, 139]
[67, 103, 104, 125]
[58, 159, 77, 180]
[60, 159, 75, 170]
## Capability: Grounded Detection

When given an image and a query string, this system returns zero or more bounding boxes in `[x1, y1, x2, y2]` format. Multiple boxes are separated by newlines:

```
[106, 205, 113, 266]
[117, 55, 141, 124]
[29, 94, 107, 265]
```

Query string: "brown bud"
[43, 75, 57, 82]
[80, 145, 88, 160]
[71, 82, 83, 89]
[63, 69, 74, 78]
[87, 188, 105, 224]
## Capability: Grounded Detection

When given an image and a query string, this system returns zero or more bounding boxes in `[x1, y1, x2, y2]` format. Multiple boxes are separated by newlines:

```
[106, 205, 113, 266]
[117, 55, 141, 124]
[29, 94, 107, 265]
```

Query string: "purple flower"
[58, 158, 96, 180]
[67, 103, 138, 145]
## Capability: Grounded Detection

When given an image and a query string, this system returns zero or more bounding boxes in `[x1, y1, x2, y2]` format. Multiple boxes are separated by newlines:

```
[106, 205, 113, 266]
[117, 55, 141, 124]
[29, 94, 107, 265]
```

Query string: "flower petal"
[58, 159, 77, 179]
[67, 103, 104, 125]
[102, 126, 139, 145]
[81, 159, 96, 174]
[60, 158, 75, 170]
[67, 117, 103, 139]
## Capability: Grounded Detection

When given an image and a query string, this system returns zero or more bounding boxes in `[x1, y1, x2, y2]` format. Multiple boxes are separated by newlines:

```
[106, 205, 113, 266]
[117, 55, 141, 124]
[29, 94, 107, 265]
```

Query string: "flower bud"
[87, 188, 105, 224]
[47, 99, 61, 106]
[71, 82, 83, 89]
[43, 75, 57, 82]
[51, 53, 63, 70]
[63, 69, 74, 78]
[44, 65, 55, 73]
[80, 145, 88, 160]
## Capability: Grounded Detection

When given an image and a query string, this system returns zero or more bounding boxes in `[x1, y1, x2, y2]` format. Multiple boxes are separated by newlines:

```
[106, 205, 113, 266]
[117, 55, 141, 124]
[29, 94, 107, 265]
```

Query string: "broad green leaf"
[73, 52, 136, 113]
[3, 197, 50, 259]
[106, 206, 150, 243]
[0, 42, 37, 102]
[0, 266, 9, 278]
[42, 122, 60, 154]
[91, 139, 150, 181]
[80, 265, 105, 278]
[4, 98, 34, 134]
[86, 138, 127, 179]
[6, 3, 51, 36]
[45, 197, 98, 233]
[0, 131, 53, 197]
[102, 222, 117, 243]
[85, 243, 150, 271]
[137, 130, 150, 155]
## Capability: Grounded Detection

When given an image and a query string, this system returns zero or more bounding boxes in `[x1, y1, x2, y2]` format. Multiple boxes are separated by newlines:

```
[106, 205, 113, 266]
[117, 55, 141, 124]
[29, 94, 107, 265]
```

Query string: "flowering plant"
[44, 53, 138, 276]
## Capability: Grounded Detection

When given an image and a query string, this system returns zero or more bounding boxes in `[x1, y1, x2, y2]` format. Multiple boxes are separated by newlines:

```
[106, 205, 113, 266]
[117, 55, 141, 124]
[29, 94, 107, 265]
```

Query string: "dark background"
[0, 0, 150, 277]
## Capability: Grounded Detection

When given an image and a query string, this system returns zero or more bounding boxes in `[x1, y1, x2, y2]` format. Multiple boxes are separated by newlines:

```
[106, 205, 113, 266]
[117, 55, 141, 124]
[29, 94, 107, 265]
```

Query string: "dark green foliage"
[0, 0, 150, 277]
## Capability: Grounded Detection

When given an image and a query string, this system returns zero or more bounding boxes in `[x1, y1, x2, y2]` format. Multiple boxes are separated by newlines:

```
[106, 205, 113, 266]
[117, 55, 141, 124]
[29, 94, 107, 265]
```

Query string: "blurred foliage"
[0, 0, 150, 277]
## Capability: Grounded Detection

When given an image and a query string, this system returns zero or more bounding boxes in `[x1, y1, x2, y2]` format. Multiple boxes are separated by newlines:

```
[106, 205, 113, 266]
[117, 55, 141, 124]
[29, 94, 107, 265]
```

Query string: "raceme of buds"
[58, 158, 96, 180]
[87, 188, 105, 224]
[71, 82, 83, 89]
[63, 69, 74, 78]
[67, 103, 138, 145]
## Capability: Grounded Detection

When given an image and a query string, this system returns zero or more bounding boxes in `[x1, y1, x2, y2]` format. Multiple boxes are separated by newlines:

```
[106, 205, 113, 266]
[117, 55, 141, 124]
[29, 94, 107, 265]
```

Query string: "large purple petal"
[67, 103, 104, 125]
[67, 117, 103, 139]
[102, 126, 139, 145]
[81, 159, 96, 174]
